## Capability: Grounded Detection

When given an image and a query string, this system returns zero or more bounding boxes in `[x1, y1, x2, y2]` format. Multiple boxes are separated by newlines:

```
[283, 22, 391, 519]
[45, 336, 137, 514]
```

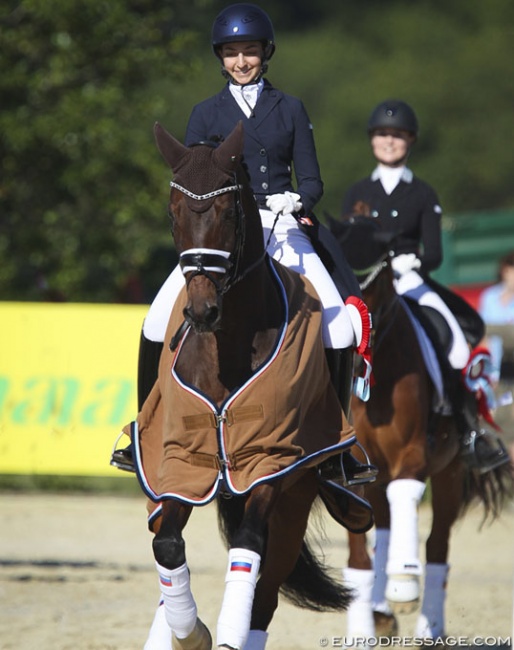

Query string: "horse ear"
[153, 122, 189, 172]
[213, 121, 244, 173]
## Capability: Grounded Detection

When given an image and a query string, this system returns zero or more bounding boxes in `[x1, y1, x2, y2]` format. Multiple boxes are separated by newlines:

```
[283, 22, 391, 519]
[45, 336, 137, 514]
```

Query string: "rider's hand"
[391, 253, 421, 276]
[265, 192, 302, 216]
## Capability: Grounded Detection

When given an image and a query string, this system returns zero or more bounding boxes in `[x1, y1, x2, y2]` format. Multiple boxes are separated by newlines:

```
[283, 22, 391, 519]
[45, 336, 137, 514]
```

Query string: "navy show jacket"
[185, 79, 323, 214]
[342, 174, 443, 275]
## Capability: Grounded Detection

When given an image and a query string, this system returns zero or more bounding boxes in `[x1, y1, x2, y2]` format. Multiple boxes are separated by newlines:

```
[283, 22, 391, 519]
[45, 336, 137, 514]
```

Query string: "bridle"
[353, 250, 399, 352]
[170, 177, 267, 301]
[355, 251, 390, 292]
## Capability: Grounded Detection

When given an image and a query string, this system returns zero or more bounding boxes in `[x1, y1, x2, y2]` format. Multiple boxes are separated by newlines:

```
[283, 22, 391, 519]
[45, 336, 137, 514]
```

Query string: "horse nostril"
[183, 303, 221, 332]
[205, 305, 220, 326]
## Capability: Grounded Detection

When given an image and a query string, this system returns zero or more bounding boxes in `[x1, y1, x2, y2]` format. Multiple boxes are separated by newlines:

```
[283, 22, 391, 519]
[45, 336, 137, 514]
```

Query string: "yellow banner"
[0, 302, 148, 476]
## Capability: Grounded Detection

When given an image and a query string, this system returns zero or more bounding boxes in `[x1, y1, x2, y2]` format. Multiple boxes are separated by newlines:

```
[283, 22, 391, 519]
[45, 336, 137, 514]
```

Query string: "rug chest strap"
[182, 404, 264, 431]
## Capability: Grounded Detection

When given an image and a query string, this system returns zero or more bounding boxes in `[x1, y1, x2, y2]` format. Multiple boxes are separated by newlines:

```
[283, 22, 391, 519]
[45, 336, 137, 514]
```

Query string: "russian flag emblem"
[159, 574, 172, 587]
[230, 560, 252, 573]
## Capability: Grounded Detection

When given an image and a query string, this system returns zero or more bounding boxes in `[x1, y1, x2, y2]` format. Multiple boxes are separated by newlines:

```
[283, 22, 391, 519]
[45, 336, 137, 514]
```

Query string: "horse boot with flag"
[319, 346, 378, 487]
[110, 330, 163, 472]
[452, 347, 510, 474]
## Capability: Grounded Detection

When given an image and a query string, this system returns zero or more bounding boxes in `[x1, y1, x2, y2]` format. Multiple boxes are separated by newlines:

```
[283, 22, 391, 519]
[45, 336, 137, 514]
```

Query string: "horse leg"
[151, 500, 212, 650]
[217, 482, 280, 650]
[415, 459, 462, 639]
[345, 530, 375, 640]
[344, 485, 397, 641]
[246, 471, 319, 650]
[385, 478, 426, 612]
[365, 487, 398, 637]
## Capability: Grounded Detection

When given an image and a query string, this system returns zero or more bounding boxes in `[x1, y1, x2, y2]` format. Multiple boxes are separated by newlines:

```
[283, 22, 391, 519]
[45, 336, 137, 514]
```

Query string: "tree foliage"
[1, 0, 200, 301]
[1, 0, 512, 302]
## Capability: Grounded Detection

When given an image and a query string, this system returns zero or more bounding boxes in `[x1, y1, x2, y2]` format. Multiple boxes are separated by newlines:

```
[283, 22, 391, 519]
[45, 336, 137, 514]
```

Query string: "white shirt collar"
[228, 79, 264, 117]
[371, 165, 413, 194]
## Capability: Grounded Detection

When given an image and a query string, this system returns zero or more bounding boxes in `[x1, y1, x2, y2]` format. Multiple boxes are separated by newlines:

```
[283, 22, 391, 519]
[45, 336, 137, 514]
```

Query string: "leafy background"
[1, 0, 513, 302]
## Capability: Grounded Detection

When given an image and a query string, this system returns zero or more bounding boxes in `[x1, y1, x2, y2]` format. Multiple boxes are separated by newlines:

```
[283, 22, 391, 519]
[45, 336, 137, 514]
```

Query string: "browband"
[170, 181, 242, 201]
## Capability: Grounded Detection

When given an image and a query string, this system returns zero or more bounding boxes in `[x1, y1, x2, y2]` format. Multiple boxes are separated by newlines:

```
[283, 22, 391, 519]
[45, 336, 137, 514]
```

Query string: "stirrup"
[460, 428, 510, 474]
[110, 431, 136, 473]
[318, 442, 378, 487]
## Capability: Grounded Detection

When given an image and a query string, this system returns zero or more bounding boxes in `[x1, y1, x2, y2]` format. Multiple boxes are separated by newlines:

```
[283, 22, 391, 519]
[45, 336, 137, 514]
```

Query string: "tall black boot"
[110, 330, 164, 473]
[450, 370, 509, 474]
[319, 348, 377, 486]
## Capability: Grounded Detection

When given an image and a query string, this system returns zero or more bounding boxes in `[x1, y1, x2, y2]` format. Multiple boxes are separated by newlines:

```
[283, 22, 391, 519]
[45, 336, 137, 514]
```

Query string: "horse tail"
[278, 535, 353, 612]
[461, 461, 514, 524]
[216, 495, 352, 612]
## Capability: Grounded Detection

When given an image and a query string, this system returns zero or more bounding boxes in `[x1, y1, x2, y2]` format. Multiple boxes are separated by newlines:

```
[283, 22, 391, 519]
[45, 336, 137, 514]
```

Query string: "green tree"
[0, 0, 202, 302]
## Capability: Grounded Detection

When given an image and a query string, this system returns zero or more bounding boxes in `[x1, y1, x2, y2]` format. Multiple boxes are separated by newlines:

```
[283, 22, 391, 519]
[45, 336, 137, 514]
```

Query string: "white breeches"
[394, 270, 470, 369]
[143, 209, 354, 349]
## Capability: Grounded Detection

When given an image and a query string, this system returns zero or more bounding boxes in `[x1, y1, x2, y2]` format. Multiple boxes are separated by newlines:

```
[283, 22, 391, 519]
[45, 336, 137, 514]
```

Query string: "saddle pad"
[401, 297, 444, 410]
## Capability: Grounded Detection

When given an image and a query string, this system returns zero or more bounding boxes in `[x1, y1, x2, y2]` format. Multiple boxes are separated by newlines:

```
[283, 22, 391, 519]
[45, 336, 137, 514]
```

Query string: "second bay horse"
[329, 214, 511, 640]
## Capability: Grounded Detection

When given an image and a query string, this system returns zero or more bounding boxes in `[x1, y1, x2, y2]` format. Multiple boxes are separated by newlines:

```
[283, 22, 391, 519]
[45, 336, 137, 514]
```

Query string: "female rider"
[341, 99, 509, 474]
[112, 3, 374, 485]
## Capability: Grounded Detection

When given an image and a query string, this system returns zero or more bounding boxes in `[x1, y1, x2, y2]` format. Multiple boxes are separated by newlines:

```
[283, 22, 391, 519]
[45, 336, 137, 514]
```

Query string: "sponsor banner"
[0, 302, 148, 476]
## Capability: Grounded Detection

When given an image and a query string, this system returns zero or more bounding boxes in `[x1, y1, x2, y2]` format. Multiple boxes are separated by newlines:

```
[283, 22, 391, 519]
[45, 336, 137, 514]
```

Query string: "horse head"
[328, 209, 396, 312]
[154, 121, 264, 332]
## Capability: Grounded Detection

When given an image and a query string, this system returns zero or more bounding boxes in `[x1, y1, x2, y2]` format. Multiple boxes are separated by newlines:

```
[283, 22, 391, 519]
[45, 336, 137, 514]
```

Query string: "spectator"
[478, 251, 514, 381]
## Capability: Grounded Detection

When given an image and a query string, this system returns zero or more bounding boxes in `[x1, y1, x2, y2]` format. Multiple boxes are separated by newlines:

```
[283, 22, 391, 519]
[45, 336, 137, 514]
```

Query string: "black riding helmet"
[367, 100, 419, 138]
[211, 3, 276, 63]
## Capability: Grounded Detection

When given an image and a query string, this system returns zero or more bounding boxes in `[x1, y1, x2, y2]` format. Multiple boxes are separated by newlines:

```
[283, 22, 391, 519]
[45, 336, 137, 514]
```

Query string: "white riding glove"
[391, 253, 421, 276]
[265, 192, 302, 216]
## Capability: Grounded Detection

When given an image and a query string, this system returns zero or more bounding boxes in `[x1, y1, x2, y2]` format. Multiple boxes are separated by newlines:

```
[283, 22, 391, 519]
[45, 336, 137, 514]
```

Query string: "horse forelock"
[172, 145, 237, 213]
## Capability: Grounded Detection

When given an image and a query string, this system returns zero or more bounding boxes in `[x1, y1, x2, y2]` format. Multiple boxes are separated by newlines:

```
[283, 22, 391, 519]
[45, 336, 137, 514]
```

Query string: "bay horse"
[127, 123, 373, 650]
[328, 214, 512, 641]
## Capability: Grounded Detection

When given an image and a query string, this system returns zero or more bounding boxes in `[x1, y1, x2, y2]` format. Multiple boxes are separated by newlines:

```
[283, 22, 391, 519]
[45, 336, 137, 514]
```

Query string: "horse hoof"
[373, 611, 399, 637]
[172, 618, 212, 650]
[385, 575, 420, 613]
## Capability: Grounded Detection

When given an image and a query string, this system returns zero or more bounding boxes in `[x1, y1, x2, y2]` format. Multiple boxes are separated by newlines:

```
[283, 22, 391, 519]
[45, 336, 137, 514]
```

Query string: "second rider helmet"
[211, 3, 276, 62]
[367, 100, 419, 137]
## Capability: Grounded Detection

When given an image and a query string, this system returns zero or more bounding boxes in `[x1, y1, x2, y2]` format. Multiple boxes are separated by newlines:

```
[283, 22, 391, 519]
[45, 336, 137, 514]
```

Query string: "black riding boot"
[450, 370, 509, 474]
[110, 330, 164, 473]
[319, 347, 377, 486]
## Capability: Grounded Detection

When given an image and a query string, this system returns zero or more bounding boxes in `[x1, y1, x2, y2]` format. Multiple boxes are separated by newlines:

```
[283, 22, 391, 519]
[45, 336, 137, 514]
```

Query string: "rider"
[111, 3, 375, 484]
[341, 98, 509, 472]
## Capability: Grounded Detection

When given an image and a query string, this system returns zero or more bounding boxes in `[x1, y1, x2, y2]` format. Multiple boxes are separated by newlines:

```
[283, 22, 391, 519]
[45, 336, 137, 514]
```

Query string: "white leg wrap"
[415, 563, 449, 639]
[144, 600, 172, 650]
[243, 630, 268, 650]
[386, 479, 425, 576]
[217, 548, 261, 650]
[155, 561, 197, 639]
[371, 529, 393, 615]
[343, 567, 375, 638]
